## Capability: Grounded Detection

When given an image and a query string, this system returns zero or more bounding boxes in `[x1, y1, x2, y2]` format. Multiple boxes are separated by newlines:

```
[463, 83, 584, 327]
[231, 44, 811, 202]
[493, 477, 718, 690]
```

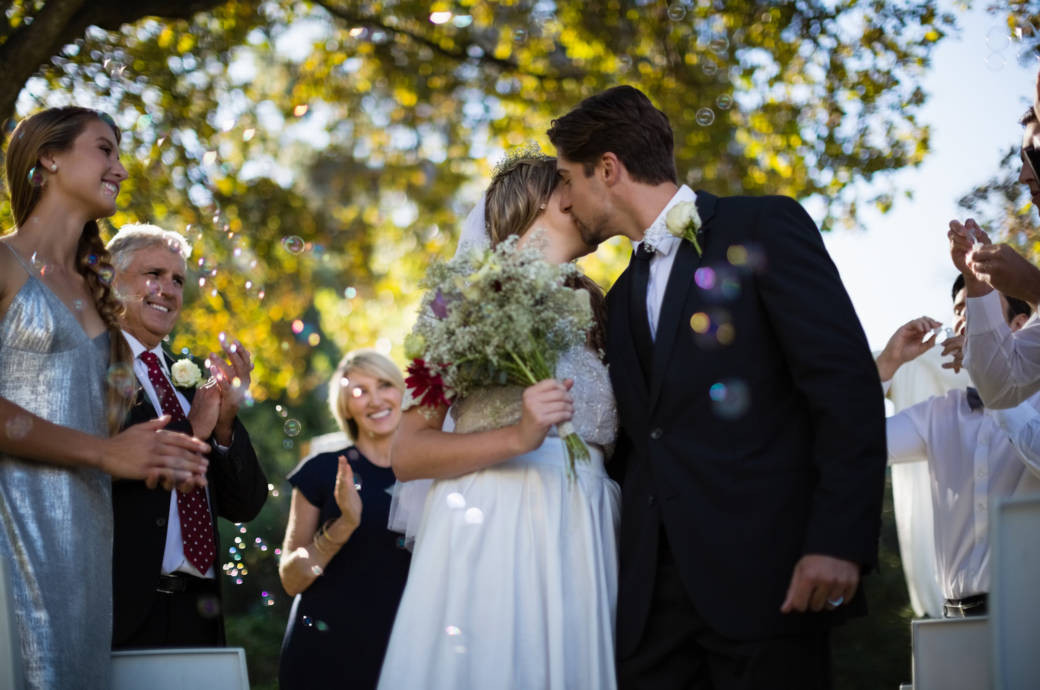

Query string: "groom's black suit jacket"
[111, 351, 267, 647]
[608, 192, 886, 653]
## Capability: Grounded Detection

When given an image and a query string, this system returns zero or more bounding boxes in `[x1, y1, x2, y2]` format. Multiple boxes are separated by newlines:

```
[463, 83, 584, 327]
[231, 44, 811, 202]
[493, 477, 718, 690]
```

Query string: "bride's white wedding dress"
[378, 346, 620, 690]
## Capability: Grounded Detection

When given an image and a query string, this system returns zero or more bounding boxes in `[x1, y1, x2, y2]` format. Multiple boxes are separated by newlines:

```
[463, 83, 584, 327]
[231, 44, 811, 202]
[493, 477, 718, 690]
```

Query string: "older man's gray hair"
[106, 223, 192, 271]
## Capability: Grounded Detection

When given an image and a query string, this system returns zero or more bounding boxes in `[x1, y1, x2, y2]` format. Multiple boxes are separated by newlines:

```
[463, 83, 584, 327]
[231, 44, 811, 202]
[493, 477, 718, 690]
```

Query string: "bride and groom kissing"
[379, 86, 887, 690]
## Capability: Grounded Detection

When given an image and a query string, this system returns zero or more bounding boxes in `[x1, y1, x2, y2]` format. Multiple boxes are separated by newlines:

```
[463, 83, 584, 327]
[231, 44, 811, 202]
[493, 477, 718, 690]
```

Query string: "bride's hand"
[514, 379, 574, 453]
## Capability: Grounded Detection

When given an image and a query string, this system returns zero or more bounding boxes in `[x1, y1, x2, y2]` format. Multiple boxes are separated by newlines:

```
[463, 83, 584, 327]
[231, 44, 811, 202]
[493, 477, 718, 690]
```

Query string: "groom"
[549, 86, 886, 688]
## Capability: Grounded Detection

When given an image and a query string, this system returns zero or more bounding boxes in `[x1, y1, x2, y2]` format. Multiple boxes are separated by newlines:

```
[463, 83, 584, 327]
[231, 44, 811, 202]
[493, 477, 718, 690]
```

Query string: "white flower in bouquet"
[170, 358, 203, 388]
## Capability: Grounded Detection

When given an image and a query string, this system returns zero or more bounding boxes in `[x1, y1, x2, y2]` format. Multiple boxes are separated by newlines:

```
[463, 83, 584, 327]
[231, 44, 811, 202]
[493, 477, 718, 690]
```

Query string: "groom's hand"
[780, 554, 859, 614]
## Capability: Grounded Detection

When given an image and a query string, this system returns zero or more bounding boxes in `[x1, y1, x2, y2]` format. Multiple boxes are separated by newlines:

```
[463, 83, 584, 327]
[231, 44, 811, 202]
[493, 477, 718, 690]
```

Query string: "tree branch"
[0, 0, 232, 128]
[314, 2, 581, 81]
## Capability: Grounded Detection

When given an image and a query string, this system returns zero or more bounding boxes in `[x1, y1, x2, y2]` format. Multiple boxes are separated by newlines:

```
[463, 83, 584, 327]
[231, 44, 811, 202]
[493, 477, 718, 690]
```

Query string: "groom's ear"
[600, 152, 623, 187]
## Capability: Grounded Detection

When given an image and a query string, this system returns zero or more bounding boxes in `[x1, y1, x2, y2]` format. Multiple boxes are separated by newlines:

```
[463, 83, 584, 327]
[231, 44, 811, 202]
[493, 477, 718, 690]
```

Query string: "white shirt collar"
[634, 184, 697, 257]
[122, 330, 168, 372]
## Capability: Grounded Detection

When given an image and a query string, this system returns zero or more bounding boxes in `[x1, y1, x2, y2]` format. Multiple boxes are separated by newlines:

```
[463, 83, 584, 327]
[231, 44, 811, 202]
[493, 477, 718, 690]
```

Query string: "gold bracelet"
[320, 519, 348, 547]
[311, 529, 333, 558]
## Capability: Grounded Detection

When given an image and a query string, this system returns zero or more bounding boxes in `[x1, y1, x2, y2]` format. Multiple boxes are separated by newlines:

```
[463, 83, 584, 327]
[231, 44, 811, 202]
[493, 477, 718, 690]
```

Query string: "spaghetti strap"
[1, 241, 36, 277]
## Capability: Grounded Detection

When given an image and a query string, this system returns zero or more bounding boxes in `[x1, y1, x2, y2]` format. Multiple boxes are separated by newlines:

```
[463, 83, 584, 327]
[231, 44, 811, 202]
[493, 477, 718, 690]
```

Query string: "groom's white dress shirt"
[885, 382, 1038, 600]
[633, 184, 697, 340]
[965, 290, 1040, 408]
[123, 331, 215, 579]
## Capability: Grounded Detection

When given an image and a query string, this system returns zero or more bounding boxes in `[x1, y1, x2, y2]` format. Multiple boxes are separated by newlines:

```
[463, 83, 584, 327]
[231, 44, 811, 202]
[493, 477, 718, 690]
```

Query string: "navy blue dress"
[279, 447, 411, 689]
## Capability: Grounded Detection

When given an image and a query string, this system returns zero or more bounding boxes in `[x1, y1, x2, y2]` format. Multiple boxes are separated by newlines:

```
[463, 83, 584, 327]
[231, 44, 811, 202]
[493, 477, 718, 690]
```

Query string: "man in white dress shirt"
[877, 274, 1035, 617]
[107, 223, 267, 648]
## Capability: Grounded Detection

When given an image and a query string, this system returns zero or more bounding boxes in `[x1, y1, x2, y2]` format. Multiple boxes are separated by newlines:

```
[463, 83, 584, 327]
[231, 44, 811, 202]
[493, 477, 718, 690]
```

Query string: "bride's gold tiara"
[491, 142, 553, 179]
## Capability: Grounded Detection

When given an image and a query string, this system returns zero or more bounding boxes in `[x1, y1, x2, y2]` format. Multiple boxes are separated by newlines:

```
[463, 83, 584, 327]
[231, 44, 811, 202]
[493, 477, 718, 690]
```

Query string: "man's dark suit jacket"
[111, 351, 267, 647]
[608, 192, 887, 656]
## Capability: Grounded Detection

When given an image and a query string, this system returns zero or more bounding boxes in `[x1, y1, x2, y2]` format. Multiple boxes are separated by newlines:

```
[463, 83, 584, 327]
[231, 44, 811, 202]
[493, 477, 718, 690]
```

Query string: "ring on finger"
[827, 595, 844, 608]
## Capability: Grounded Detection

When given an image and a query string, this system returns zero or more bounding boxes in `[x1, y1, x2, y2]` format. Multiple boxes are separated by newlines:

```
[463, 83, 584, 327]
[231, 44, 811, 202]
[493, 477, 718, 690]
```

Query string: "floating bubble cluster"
[284, 419, 302, 437]
[667, 3, 687, 21]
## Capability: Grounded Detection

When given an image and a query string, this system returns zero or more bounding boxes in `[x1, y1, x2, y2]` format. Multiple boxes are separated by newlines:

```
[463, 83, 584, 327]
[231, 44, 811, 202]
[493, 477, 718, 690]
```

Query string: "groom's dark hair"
[547, 85, 677, 185]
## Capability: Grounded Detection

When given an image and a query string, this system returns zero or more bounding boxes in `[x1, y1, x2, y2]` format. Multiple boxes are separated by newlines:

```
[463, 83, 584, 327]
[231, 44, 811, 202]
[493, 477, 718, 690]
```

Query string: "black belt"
[943, 593, 988, 618]
[156, 572, 215, 595]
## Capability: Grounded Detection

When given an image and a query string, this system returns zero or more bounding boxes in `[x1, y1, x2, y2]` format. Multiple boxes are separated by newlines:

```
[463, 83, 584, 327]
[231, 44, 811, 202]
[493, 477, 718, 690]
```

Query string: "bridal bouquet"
[404, 235, 593, 474]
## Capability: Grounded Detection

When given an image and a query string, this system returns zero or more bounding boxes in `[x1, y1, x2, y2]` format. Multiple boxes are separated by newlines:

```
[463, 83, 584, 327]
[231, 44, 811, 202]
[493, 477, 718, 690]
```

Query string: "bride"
[378, 152, 620, 690]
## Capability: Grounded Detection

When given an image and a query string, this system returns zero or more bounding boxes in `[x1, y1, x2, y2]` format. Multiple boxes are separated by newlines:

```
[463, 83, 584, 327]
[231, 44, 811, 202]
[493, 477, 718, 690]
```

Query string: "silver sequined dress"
[380, 346, 621, 690]
[0, 248, 113, 689]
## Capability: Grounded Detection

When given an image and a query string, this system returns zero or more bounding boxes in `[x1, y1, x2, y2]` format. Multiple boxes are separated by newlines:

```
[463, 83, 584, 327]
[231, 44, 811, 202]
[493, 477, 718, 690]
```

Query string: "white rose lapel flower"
[665, 200, 703, 256]
[170, 357, 203, 389]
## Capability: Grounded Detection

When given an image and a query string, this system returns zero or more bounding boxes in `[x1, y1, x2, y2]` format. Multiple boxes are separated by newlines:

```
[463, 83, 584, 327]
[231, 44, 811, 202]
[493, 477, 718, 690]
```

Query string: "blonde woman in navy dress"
[279, 350, 411, 689]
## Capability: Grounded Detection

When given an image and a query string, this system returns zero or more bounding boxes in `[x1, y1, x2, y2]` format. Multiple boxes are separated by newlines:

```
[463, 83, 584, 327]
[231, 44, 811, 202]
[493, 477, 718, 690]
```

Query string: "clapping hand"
[204, 334, 253, 445]
[186, 377, 222, 440]
[104, 415, 210, 492]
[334, 455, 363, 531]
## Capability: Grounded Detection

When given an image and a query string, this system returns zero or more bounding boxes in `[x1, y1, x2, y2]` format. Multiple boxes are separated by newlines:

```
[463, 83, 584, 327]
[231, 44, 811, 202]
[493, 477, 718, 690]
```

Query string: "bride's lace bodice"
[451, 346, 617, 450]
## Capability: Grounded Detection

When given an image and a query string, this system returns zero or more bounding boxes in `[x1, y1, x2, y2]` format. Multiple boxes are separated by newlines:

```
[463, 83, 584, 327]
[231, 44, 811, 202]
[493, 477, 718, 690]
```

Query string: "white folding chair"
[911, 617, 990, 690]
[111, 647, 250, 690]
[990, 492, 1040, 689]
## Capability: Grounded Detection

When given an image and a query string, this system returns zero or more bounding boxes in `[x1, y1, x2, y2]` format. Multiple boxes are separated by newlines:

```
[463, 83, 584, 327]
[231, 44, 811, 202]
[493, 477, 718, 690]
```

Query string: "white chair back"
[911, 617, 990, 690]
[111, 647, 250, 690]
[990, 492, 1040, 689]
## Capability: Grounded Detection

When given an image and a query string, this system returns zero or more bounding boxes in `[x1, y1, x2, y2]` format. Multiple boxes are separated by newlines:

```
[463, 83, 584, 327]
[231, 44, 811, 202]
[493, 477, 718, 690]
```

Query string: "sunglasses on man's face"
[1022, 146, 1040, 183]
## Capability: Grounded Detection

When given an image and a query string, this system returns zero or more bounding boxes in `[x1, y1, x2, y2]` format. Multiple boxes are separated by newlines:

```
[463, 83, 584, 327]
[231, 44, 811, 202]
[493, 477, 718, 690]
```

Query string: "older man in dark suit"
[550, 87, 887, 690]
[107, 223, 267, 648]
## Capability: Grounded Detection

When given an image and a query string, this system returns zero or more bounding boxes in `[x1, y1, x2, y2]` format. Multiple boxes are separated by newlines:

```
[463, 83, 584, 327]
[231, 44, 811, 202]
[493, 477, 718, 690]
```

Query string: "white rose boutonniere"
[665, 200, 703, 256]
[170, 358, 203, 388]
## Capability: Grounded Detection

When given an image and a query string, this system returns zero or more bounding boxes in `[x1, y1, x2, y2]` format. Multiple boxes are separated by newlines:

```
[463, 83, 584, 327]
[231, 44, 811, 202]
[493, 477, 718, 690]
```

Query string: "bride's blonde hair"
[483, 150, 607, 356]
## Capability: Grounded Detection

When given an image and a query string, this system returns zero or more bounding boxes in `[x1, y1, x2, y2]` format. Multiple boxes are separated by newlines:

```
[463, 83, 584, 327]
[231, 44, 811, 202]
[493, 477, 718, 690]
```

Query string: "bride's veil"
[387, 194, 487, 550]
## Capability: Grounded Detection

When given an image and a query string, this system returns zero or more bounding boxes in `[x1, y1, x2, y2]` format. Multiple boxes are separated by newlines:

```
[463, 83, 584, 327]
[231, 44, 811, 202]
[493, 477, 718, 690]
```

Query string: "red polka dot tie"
[139, 351, 215, 574]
